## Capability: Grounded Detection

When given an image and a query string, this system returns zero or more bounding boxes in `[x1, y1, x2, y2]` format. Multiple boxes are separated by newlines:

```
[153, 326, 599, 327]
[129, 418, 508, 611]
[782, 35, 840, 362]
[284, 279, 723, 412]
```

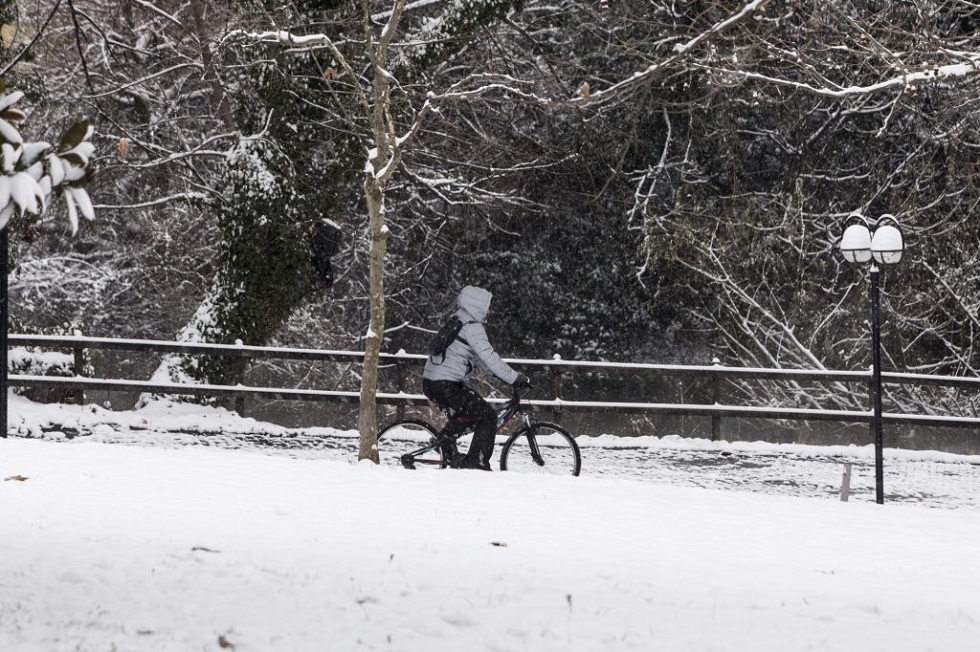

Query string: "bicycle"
[376, 388, 582, 476]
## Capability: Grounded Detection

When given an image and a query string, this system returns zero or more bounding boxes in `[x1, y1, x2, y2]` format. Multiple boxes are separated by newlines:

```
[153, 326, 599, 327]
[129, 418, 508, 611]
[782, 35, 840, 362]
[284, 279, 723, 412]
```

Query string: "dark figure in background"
[422, 285, 529, 470]
[309, 218, 342, 287]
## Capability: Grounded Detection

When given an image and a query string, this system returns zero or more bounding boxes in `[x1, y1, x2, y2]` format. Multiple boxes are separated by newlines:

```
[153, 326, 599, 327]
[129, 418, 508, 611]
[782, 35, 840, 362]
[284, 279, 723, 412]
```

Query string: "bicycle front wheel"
[500, 421, 581, 476]
[377, 419, 446, 470]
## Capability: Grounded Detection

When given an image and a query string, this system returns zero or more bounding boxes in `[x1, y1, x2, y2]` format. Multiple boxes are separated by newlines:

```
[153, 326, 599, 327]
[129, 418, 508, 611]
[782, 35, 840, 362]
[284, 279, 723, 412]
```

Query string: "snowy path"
[23, 422, 980, 511]
[8, 393, 980, 510]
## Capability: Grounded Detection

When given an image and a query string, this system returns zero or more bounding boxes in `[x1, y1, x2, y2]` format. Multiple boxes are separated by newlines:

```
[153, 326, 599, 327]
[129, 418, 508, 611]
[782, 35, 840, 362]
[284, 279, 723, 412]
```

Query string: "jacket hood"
[457, 285, 492, 322]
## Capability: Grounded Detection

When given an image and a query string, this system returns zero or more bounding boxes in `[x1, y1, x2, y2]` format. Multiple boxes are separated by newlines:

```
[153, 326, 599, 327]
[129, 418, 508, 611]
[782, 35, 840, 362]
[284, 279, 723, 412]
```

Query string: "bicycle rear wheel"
[377, 419, 446, 469]
[499, 421, 581, 476]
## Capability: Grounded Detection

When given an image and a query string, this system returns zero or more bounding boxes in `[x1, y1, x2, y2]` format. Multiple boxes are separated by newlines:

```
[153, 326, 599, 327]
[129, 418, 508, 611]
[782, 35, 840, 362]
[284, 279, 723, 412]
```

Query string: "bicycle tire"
[377, 419, 447, 469]
[499, 421, 581, 476]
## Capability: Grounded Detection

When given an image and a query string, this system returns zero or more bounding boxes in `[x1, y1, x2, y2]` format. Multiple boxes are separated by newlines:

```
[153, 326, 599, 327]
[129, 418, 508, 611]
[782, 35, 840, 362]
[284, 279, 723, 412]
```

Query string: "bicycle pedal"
[400, 454, 416, 470]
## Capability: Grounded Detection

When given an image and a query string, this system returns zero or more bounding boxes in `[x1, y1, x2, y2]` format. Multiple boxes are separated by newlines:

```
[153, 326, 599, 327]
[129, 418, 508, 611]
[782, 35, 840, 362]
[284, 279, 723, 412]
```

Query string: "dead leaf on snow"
[4, 475, 28, 482]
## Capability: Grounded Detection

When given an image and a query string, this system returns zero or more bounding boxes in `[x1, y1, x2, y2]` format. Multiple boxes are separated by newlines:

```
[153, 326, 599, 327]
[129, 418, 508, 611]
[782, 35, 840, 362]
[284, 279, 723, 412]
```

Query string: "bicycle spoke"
[377, 420, 446, 470]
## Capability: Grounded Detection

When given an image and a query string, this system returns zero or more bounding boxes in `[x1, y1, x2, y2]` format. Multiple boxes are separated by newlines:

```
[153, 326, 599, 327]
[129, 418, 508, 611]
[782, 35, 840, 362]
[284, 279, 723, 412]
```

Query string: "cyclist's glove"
[512, 373, 531, 389]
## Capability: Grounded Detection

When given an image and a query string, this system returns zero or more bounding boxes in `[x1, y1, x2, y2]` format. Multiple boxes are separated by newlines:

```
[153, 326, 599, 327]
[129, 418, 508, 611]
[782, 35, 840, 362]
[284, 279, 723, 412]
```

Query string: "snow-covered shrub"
[8, 326, 93, 404]
[0, 88, 97, 233]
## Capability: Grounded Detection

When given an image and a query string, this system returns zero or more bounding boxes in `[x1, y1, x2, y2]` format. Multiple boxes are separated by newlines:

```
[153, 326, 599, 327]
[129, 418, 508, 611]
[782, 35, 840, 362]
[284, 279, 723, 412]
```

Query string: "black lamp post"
[0, 227, 5, 438]
[839, 213, 905, 504]
[0, 226, 6, 439]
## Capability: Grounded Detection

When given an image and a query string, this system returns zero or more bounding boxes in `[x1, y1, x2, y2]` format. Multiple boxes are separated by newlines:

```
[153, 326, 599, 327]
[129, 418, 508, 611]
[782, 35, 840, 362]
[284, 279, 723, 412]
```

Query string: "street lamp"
[839, 212, 905, 504]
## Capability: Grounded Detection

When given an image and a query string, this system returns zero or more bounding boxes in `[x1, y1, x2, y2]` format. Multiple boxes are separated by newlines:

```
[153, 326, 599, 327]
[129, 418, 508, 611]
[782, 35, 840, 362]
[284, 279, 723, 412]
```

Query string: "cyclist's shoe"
[439, 440, 456, 460]
[453, 453, 492, 471]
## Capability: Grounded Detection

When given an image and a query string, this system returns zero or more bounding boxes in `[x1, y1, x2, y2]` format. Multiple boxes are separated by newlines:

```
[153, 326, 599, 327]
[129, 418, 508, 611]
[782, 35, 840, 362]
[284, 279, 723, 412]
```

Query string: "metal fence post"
[550, 357, 564, 422]
[396, 357, 407, 421]
[233, 339, 246, 416]
[840, 462, 853, 501]
[711, 358, 722, 441]
[72, 331, 85, 405]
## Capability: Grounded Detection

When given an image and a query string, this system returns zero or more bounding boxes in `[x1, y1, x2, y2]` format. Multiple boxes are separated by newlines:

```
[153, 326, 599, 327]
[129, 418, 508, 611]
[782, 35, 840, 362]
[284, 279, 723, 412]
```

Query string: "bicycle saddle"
[444, 407, 473, 426]
[452, 415, 474, 426]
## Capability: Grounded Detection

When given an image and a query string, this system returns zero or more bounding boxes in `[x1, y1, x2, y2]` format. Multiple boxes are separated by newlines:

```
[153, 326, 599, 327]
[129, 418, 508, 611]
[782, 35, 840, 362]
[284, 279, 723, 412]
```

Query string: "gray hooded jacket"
[422, 285, 520, 385]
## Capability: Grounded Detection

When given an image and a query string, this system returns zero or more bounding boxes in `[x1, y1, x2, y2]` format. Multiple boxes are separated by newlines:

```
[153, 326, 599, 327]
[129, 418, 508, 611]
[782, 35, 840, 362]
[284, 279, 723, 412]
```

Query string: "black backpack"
[428, 315, 472, 362]
[309, 219, 342, 286]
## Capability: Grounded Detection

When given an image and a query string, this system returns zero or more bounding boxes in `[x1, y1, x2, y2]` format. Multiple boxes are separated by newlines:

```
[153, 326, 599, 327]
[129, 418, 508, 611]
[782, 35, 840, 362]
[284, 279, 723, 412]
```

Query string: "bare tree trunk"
[354, 0, 407, 462]
[358, 178, 388, 462]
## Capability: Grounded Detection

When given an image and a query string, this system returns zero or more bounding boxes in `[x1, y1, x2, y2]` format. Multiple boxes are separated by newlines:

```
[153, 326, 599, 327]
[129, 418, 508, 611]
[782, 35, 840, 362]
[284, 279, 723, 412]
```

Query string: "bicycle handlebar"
[509, 384, 529, 407]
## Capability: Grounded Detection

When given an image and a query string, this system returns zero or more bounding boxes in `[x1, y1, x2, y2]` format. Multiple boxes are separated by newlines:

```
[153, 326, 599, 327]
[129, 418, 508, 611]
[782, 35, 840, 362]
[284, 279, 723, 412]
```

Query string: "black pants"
[422, 379, 496, 464]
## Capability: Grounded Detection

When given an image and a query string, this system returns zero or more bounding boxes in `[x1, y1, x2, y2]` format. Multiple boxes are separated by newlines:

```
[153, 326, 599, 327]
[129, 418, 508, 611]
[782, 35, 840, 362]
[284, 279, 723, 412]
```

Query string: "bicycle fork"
[522, 417, 546, 468]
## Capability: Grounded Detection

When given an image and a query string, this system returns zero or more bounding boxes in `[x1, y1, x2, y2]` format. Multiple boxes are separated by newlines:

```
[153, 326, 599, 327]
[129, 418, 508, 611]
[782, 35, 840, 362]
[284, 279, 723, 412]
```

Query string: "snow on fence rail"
[7, 334, 980, 436]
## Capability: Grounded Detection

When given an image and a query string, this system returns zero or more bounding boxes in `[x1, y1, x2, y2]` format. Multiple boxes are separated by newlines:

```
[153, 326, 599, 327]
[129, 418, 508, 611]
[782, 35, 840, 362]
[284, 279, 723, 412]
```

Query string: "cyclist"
[422, 285, 530, 470]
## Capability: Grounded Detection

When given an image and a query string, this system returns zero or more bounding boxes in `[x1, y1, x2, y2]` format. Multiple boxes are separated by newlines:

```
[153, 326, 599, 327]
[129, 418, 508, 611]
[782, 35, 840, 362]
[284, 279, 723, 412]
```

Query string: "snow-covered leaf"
[68, 186, 95, 221]
[0, 175, 10, 210]
[64, 188, 78, 234]
[26, 161, 43, 182]
[21, 141, 50, 166]
[10, 171, 40, 215]
[59, 120, 90, 152]
[47, 155, 65, 187]
[60, 141, 96, 169]
[0, 91, 24, 113]
[1, 108, 26, 122]
[64, 164, 86, 183]
[35, 183, 47, 214]
[1, 142, 17, 174]
[0, 203, 14, 230]
[0, 118, 23, 145]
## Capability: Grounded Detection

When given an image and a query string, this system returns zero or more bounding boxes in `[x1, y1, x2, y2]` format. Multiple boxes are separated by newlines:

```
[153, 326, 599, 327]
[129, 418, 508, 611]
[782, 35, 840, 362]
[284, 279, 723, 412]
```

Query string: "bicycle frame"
[494, 393, 525, 430]
[400, 390, 531, 469]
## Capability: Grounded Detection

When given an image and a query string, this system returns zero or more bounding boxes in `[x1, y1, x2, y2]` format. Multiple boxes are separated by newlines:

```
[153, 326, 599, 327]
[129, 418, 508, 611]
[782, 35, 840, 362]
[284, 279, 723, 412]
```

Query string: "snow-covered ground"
[3, 393, 980, 651]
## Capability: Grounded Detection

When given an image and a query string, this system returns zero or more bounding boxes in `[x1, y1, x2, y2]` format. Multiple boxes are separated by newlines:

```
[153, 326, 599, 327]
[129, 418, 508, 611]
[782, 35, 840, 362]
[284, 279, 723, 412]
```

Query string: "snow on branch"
[84, 63, 203, 100]
[369, 0, 442, 23]
[225, 29, 332, 50]
[580, 0, 771, 105]
[225, 29, 371, 113]
[711, 56, 980, 98]
[132, 0, 181, 24]
[578, 0, 980, 105]
[433, 74, 552, 105]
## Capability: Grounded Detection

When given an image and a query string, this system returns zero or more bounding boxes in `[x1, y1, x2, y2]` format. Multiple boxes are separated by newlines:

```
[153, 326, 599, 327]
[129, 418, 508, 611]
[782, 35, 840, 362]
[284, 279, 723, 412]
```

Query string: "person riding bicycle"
[422, 285, 530, 470]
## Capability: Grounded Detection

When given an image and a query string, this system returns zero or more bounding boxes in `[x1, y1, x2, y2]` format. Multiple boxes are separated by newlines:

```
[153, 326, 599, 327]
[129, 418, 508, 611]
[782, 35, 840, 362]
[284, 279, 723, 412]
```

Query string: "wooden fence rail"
[7, 334, 980, 436]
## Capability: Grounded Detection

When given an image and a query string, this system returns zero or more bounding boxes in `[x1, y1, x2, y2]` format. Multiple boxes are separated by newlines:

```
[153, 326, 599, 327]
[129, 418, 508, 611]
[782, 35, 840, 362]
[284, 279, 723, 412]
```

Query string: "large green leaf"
[58, 120, 90, 152]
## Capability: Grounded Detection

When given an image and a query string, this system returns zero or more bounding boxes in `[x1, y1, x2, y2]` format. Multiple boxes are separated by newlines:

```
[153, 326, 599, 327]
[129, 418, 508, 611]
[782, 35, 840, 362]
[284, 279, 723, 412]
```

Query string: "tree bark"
[358, 177, 388, 462]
